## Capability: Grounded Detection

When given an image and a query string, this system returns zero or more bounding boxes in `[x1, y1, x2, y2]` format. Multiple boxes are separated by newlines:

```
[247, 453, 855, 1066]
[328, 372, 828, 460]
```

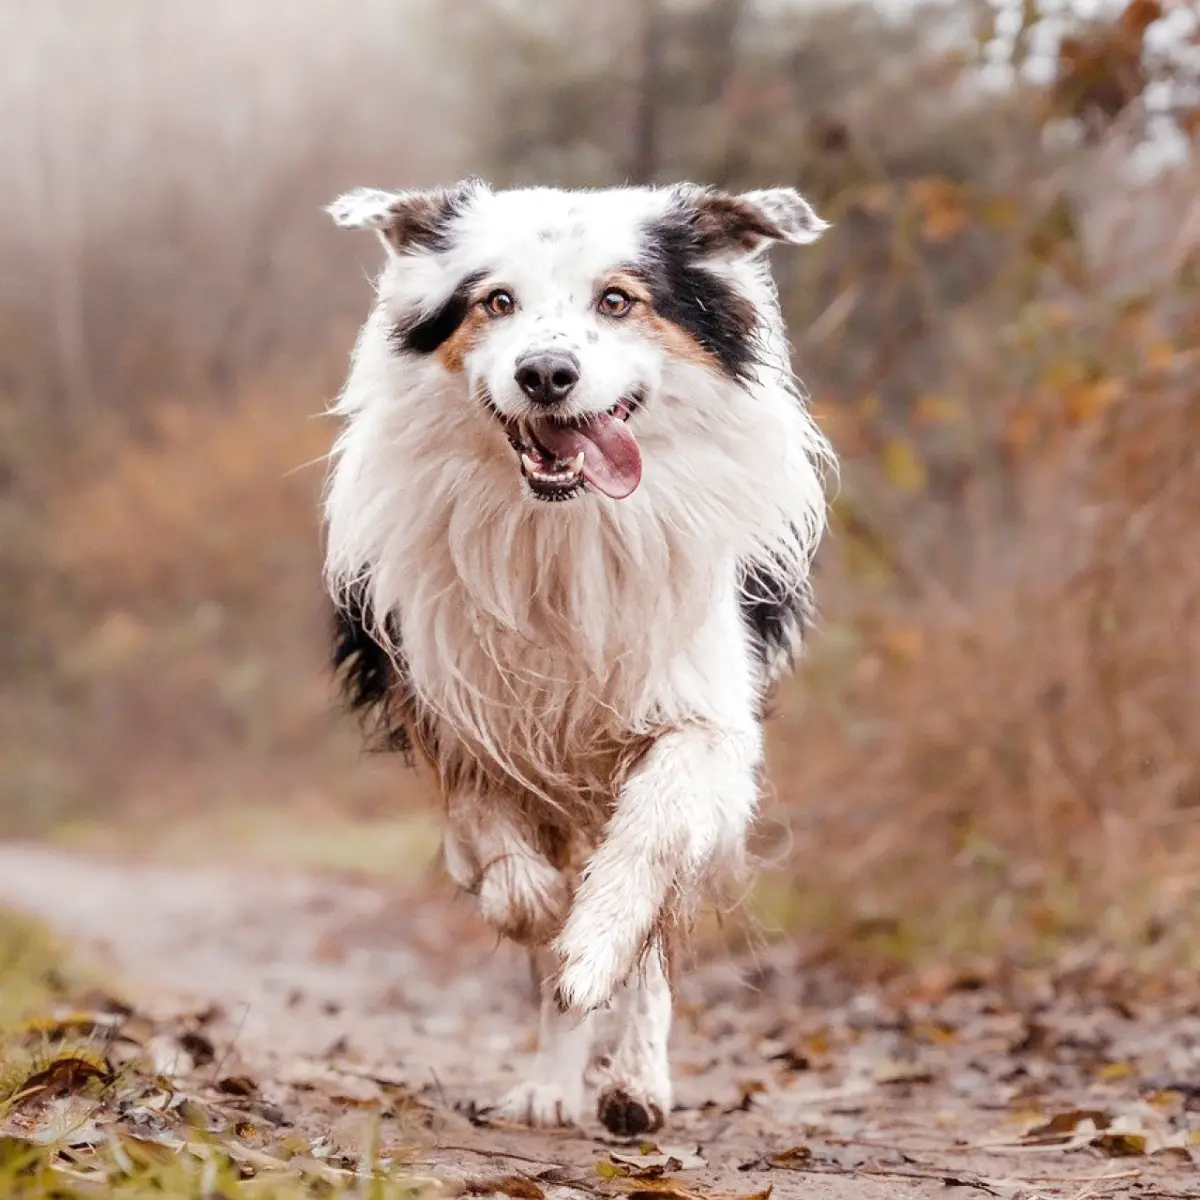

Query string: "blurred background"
[3, 0, 1198, 972]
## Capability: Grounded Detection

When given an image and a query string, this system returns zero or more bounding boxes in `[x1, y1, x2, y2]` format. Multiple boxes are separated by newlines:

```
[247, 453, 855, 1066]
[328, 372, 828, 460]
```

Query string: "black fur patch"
[391, 270, 486, 356]
[637, 212, 760, 379]
[737, 555, 812, 675]
[331, 585, 415, 757]
[390, 177, 481, 254]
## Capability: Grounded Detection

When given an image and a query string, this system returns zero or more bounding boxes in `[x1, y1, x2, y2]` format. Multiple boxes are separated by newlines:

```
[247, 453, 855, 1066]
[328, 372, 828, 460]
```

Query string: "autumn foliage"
[2, 0, 1198, 967]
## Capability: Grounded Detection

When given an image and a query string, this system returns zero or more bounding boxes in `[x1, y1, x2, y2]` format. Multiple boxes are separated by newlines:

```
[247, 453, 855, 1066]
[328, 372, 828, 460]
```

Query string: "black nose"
[514, 351, 580, 405]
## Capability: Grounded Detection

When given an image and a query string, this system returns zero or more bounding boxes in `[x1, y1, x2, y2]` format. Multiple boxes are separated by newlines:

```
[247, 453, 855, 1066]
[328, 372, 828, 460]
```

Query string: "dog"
[321, 179, 833, 1134]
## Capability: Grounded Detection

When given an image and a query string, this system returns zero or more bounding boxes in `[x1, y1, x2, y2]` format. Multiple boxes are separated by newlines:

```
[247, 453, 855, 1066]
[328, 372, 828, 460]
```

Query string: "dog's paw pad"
[492, 1082, 580, 1128]
[597, 1086, 664, 1137]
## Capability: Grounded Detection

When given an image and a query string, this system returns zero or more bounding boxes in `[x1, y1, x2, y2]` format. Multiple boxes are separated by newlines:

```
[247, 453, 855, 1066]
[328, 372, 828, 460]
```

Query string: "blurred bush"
[2, 0, 1198, 964]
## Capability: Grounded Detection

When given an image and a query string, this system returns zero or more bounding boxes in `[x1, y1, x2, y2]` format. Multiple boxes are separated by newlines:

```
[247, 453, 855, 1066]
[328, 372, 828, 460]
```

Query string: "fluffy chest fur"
[329, 345, 767, 816]
[323, 179, 831, 819]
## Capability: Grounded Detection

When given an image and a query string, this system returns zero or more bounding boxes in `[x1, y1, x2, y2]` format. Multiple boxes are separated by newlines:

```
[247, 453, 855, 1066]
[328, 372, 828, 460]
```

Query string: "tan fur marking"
[435, 304, 489, 373]
[603, 270, 718, 371]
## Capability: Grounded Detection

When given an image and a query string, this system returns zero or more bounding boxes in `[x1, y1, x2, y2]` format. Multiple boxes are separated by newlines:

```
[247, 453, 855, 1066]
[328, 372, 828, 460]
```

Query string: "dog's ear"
[326, 178, 486, 255]
[684, 186, 828, 259]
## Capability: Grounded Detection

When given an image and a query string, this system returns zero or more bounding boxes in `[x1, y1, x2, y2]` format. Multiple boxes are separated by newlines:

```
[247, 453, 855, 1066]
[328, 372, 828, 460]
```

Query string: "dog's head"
[328, 180, 826, 504]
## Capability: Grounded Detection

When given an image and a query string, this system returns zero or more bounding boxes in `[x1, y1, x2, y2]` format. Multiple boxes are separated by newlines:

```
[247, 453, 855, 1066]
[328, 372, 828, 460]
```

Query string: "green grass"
[0, 908, 92, 1032]
[0, 908, 431, 1199]
[0, 1143, 432, 1200]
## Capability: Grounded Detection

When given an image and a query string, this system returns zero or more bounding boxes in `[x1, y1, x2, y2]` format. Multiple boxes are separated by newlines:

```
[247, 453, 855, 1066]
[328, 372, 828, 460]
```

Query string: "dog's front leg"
[593, 946, 673, 1135]
[492, 948, 596, 1127]
[553, 724, 760, 1016]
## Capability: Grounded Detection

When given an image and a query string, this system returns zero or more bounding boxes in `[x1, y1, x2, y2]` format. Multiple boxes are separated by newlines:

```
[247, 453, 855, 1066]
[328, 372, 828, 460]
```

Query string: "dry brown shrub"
[46, 372, 335, 618]
[762, 304, 1200, 965]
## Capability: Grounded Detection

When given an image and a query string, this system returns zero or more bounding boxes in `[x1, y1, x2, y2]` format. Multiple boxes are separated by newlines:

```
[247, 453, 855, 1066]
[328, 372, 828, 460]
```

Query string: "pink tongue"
[534, 414, 643, 500]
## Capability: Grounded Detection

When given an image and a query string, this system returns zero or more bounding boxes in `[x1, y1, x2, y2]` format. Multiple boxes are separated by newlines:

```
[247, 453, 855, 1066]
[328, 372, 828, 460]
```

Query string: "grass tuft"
[0, 909, 431, 1199]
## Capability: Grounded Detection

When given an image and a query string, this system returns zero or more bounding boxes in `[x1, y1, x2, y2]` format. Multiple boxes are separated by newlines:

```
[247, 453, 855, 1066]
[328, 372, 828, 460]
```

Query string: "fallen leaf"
[1092, 1131, 1146, 1156]
[769, 1146, 813, 1167]
[216, 1074, 258, 1097]
[462, 1174, 545, 1199]
[874, 1060, 936, 1085]
[596, 1160, 631, 1181]
[624, 1184, 702, 1200]
[533, 1166, 574, 1185]
[611, 1146, 706, 1175]
[1151, 1145, 1195, 1164]
[766, 1047, 810, 1071]
[1025, 1108, 1111, 1140]
[11, 1046, 113, 1101]
[622, 1163, 673, 1181]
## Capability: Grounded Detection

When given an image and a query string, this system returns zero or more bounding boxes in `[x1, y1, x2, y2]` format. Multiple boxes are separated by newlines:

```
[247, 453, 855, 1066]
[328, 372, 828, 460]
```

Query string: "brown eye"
[598, 288, 635, 318]
[482, 289, 515, 317]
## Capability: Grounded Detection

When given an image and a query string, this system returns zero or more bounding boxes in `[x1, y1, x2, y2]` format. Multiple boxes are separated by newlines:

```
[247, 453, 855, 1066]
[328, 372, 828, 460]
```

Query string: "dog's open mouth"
[500, 395, 643, 502]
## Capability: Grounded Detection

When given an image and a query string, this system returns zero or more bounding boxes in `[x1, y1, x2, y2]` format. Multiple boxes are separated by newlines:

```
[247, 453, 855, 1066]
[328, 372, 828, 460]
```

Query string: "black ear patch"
[638, 215, 761, 379]
[391, 270, 487, 356]
[331, 584, 415, 758]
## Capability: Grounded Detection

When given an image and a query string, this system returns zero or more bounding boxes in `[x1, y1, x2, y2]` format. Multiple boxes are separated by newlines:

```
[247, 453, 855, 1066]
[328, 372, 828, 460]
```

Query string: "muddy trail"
[1, 842, 1197, 1199]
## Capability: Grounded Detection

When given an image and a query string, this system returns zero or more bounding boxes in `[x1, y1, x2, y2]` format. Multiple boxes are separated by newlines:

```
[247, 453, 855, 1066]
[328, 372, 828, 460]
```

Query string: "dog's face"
[329, 181, 826, 503]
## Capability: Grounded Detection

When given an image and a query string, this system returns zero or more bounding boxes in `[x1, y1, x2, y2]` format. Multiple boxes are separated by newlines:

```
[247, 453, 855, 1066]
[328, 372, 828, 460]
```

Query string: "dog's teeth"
[521, 452, 540, 475]
[570, 451, 585, 475]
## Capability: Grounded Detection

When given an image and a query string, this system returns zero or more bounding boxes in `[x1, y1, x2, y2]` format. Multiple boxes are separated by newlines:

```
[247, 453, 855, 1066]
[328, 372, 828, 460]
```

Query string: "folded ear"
[683, 186, 828, 258]
[326, 178, 485, 255]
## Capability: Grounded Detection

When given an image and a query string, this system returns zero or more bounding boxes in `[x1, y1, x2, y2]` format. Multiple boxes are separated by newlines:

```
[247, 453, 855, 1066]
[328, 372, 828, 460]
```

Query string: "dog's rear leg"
[493, 948, 596, 1127]
[553, 725, 759, 1016]
[594, 946, 672, 1136]
[442, 800, 588, 1125]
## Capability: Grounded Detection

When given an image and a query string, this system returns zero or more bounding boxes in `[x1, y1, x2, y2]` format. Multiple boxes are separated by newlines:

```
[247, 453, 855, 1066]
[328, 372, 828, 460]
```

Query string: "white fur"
[323, 181, 833, 1129]
[495, 951, 597, 1127]
[594, 952, 674, 1129]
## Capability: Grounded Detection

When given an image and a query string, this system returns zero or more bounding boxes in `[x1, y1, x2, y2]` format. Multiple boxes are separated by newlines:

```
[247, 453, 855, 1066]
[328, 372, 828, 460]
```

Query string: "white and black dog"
[322, 179, 833, 1134]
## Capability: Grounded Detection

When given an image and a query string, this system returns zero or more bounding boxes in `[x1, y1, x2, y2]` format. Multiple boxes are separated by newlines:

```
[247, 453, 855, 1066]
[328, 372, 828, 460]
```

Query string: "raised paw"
[477, 851, 570, 945]
[597, 1085, 666, 1137]
[491, 1082, 581, 1128]
[553, 924, 631, 1017]
[553, 955, 622, 1018]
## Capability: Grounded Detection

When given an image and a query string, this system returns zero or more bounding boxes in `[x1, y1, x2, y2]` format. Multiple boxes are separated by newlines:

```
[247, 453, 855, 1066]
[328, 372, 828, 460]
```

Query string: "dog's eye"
[482, 289, 516, 318]
[597, 289, 635, 318]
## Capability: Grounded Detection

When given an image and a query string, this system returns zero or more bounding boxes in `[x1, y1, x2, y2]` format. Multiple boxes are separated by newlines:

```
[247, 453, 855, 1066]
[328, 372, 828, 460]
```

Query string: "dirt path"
[1, 842, 1196, 1199]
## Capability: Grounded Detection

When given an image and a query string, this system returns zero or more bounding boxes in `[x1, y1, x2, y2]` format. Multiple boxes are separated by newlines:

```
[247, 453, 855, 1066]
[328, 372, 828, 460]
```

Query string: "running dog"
[322, 178, 833, 1134]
